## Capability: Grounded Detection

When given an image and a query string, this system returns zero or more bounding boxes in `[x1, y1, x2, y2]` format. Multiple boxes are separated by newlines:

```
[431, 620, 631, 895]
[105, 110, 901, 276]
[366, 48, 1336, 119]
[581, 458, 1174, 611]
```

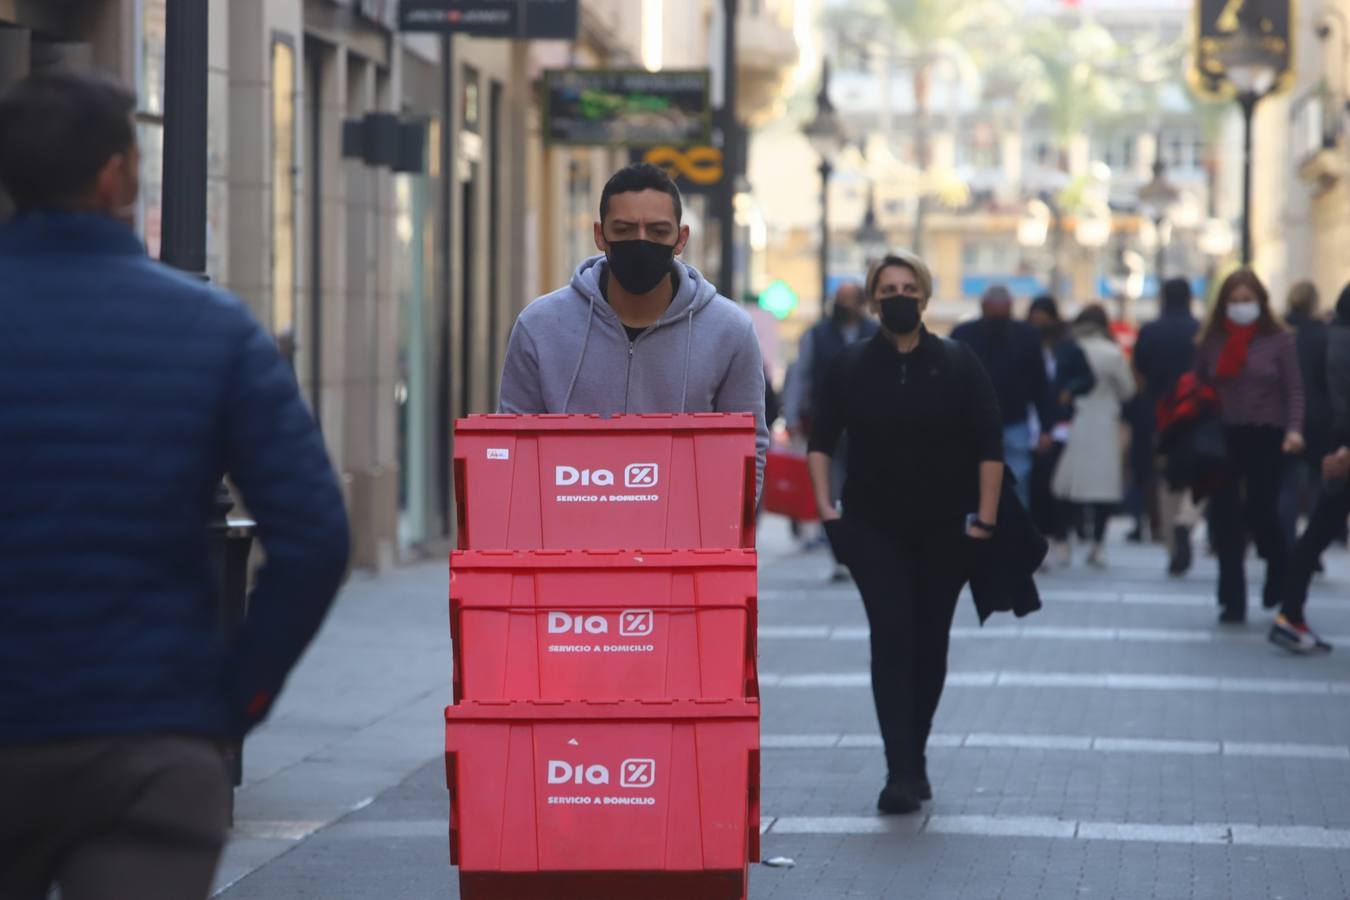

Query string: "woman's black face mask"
[879, 295, 922, 335]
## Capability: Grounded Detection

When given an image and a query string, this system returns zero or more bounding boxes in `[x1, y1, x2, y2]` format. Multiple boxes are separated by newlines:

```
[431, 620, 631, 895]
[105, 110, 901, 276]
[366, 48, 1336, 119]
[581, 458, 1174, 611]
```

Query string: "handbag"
[1156, 372, 1228, 495]
[762, 445, 820, 522]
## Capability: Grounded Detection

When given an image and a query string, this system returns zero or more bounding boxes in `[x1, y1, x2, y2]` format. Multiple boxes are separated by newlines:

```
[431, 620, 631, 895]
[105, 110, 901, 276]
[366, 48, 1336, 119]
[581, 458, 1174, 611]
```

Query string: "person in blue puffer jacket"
[0, 70, 349, 899]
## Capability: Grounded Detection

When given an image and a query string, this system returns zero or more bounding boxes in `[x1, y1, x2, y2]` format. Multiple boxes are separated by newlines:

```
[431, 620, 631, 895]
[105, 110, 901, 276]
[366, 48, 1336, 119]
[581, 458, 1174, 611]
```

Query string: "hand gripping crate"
[445, 698, 760, 900]
[453, 414, 757, 551]
[450, 548, 758, 703]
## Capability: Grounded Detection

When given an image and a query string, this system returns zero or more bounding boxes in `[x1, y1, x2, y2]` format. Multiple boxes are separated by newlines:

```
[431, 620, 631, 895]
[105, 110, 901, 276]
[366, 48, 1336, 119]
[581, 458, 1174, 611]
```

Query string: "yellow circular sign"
[642, 145, 724, 186]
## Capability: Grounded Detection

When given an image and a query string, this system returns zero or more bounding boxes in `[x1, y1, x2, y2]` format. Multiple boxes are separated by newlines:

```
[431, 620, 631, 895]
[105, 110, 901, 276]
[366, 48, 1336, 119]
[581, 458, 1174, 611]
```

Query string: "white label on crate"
[551, 463, 661, 504]
[544, 610, 656, 654]
[486, 448, 509, 460]
[544, 758, 658, 806]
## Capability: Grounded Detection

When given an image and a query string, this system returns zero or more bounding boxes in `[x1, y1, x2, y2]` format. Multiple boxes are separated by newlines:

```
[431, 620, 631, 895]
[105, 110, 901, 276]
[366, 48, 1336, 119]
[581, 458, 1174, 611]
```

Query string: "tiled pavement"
[216, 518, 1350, 899]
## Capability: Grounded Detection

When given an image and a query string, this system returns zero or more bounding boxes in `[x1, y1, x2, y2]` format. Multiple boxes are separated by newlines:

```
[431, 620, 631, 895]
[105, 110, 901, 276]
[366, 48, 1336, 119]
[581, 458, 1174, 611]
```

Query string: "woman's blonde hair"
[866, 250, 933, 301]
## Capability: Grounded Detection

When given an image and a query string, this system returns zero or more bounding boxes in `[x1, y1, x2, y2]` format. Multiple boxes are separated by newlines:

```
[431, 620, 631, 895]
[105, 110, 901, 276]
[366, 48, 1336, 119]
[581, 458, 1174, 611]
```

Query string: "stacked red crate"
[446, 414, 761, 900]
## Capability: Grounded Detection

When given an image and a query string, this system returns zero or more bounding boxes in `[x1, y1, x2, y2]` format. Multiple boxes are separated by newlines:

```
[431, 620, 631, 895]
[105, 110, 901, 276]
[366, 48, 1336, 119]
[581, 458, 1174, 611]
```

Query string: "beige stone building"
[1252, 0, 1350, 308]
[0, 0, 529, 568]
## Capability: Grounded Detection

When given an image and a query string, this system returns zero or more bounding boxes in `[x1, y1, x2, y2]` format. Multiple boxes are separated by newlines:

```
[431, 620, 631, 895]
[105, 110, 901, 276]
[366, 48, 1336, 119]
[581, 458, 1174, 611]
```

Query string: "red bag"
[1156, 372, 1220, 448]
[762, 447, 820, 522]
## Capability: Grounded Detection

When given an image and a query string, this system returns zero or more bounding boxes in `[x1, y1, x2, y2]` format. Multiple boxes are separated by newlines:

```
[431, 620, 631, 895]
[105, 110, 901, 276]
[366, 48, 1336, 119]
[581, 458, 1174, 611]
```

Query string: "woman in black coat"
[807, 250, 1005, 815]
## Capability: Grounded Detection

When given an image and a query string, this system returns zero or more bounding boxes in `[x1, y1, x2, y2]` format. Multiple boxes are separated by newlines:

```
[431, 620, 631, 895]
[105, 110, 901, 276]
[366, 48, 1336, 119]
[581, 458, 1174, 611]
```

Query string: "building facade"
[1253, 0, 1350, 309]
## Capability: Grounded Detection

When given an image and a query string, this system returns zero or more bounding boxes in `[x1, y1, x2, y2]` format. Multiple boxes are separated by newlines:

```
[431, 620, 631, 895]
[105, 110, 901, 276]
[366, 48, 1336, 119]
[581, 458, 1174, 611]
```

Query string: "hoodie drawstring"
[562, 295, 596, 414]
[681, 308, 694, 413]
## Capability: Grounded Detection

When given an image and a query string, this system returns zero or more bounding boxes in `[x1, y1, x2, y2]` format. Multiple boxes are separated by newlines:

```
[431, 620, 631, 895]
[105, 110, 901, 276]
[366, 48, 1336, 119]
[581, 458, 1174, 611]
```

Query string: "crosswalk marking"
[758, 624, 1350, 644]
[763, 587, 1348, 611]
[759, 732, 1350, 759]
[760, 669, 1350, 695]
[764, 815, 1350, 849]
[234, 813, 1350, 851]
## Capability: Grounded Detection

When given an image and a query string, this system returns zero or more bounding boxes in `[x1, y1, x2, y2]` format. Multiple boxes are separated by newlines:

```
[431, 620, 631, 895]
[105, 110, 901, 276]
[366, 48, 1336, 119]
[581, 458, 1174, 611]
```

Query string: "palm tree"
[1015, 17, 1124, 175]
[997, 16, 1127, 296]
[825, 0, 1007, 253]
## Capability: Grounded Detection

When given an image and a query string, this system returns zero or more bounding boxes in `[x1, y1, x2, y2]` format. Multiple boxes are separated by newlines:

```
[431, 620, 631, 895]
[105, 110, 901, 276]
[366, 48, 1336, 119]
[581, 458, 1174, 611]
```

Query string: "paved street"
[216, 519, 1350, 899]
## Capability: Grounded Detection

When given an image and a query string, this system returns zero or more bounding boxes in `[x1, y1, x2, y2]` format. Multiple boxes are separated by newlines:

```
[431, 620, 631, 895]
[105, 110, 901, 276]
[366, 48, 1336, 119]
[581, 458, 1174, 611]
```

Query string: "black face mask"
[606, 239, 676, 295]
[880, 295, 921, 335]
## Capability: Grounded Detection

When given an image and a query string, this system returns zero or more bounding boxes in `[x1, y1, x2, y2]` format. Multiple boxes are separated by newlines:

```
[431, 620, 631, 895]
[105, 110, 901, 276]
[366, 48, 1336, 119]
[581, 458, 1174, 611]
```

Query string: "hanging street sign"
[1190, 0, 1295, 100]
[544, 69, 712, 147]
[398, 0, 579, 39]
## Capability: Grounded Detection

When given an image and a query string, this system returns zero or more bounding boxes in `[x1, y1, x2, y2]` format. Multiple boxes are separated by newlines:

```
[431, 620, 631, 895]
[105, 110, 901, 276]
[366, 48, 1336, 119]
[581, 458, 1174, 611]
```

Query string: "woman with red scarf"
[1196, 270, 1305, 623]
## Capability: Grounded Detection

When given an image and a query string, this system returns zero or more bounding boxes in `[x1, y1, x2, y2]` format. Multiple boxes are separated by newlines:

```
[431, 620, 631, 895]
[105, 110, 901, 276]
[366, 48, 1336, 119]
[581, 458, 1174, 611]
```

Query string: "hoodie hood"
[570, 253, 719, 323]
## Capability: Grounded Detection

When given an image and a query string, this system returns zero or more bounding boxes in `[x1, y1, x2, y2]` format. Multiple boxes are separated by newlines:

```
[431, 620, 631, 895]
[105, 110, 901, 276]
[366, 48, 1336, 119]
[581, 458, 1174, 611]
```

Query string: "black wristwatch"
[966, 514, 997, 535]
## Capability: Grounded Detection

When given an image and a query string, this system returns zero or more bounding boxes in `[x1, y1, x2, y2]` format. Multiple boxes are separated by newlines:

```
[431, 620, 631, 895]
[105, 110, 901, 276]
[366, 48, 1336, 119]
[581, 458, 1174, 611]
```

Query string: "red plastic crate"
[762, 446, 820, 522]
[453, 414, 757, 550]
[445, 699, 760, 900]
[450, 549, 758, 703]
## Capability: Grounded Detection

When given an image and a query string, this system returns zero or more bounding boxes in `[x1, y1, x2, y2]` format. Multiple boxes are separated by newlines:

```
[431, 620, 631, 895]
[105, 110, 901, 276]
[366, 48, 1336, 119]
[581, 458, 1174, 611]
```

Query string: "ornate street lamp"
[855, 181, 888, 268]
[1138, 135, 1180, 283]
[802, 61, 845, 305]
[1217, 16, 1282, 265]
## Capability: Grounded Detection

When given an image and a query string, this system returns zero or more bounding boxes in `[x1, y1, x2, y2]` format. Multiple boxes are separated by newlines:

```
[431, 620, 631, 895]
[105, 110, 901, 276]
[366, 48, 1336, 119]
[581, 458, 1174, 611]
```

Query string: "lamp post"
[1040, 191, 1064, 299]
[855, 181, 888, 268]
[1138, 135, 1180, 284]
[803, 61, 845, 307]
[1217, 17, 1282, 266]
[718, 0, 740, 294]
[161, 0, 253, 808]
[1017, 198, 1051, 293]
[160, 0, 208, 278]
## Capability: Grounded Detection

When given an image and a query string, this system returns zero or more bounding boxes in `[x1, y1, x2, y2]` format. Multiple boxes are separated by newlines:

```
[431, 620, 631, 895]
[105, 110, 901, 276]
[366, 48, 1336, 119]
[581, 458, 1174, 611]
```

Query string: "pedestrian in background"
[1275, 282, 1350, 653]
[1052, 305, 1136, 567]
[1278, 281, 1333, 556]
[1196, 269, 1305, 623]
[1123, 384, 1161, 544]
[953, 286, 1054, 505]
[808, 250, 1004, 815]
[1134, 277, 1203, 575]
[499, 163, 769, 493]
[784, 280, 878, 578]
[0, 71, 350, 900]
[1027, 295, 1096, 566]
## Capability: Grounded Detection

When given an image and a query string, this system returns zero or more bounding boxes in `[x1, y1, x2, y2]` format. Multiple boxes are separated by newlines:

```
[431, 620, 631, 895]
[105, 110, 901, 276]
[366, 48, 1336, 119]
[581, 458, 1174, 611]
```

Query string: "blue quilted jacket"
[0, 212, 350, 744]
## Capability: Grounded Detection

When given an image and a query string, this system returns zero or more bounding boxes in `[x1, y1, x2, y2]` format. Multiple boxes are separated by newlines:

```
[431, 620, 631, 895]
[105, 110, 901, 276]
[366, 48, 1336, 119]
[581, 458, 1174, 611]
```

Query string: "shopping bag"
[762, 447, 819, 522]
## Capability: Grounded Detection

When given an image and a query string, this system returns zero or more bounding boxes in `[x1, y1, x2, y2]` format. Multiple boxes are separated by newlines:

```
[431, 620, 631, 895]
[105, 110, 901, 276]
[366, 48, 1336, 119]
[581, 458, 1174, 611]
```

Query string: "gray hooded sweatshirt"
[499, 254, 768, 495]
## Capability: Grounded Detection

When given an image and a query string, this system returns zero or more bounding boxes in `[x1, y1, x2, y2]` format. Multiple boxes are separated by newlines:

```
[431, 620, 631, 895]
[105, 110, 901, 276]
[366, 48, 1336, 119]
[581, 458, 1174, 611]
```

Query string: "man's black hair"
[599, 163, 683, 225]
[1161, 277, 1193, 312]
[0, 69, 137, 212]
[1028, 294, 1060, 321]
